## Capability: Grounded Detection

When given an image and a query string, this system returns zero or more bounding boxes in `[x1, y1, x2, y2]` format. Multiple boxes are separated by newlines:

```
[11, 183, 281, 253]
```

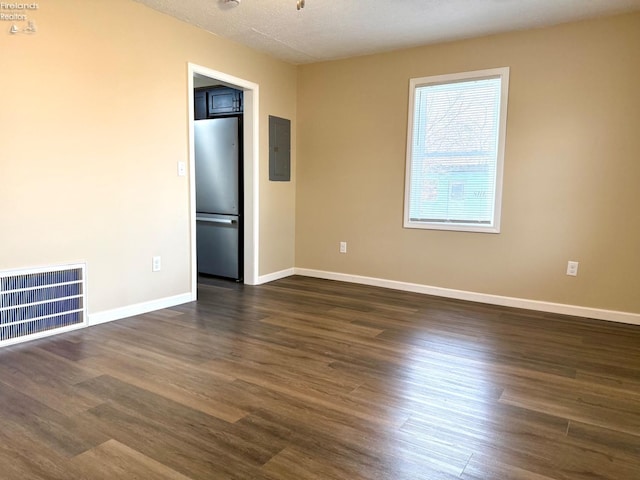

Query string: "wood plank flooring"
[0, 275, 639, 479]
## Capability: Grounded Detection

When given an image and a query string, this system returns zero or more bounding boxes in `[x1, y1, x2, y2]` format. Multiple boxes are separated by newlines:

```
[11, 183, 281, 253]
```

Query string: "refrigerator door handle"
[196, 217, 237, 225]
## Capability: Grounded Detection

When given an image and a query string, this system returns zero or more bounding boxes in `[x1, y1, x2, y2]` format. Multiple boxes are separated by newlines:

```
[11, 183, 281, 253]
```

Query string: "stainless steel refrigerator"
[195, 116, 242, 280]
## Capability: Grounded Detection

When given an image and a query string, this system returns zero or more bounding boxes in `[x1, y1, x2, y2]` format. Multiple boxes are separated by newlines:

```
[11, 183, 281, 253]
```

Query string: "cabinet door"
[194, 90, 207, 120]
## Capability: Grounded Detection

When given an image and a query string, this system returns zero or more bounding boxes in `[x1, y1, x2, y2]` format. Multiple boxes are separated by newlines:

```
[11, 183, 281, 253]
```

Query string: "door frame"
[187, 63, 260, 297]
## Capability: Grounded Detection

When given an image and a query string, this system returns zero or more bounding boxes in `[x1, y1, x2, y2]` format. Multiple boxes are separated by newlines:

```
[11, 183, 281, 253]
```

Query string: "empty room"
[1, 0, 639, 478]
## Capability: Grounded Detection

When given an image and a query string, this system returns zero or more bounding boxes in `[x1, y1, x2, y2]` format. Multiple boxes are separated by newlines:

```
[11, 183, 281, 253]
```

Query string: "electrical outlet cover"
[566, 261, 579, 276]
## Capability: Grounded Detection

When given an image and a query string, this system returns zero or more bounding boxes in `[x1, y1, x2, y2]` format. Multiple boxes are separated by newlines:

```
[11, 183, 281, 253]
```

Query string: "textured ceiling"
[134, 0, 640, 64]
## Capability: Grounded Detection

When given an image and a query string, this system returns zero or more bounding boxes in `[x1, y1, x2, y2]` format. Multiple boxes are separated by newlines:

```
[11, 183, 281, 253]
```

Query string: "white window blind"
[404, 68, 509, 233]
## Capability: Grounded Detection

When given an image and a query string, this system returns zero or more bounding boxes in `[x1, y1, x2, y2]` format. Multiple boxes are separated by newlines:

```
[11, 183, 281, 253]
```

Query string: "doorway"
[187, 63, 260, 299]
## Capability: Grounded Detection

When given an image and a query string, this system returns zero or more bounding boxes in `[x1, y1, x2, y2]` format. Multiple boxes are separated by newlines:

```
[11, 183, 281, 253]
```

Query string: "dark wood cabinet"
[194, 90, 207, 120]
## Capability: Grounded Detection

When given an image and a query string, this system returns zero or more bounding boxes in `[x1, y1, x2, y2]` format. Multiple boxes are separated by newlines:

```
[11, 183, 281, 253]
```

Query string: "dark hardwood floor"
[1, 275, 639, 479]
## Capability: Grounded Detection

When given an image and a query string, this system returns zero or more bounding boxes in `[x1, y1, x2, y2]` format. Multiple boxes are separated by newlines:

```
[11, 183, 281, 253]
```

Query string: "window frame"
[403, 67, 510, 233]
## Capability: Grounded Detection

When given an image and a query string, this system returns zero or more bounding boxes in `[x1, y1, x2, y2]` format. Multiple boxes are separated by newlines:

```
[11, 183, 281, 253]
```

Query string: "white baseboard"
[293, 268, 640, 326]
[88, 292, 193, 326]
[257, 268, 296, 285]
[86, 271, 640, 328]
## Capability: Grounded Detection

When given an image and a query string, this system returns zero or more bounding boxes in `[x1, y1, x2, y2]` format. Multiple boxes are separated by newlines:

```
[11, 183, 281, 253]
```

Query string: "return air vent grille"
[0, 264, 87, 346]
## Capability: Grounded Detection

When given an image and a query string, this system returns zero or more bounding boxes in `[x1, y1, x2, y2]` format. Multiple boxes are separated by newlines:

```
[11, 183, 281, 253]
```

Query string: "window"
[404, 67, 510, 233]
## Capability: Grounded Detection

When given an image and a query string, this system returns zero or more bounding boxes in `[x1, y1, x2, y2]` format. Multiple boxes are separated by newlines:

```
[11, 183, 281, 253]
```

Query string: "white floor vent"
[0, 264, 87, 347]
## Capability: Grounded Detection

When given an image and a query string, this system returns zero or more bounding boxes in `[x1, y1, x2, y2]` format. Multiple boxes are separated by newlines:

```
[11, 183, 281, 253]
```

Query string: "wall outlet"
[152, 256, 162, 272]
[177, 161, 186, 177]
[566, 261, 579, 276]
[339, 241, 347, 254]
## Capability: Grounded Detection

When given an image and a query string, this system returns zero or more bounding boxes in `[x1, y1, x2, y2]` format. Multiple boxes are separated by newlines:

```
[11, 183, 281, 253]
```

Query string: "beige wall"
[296, 12, 640, 314]
[2, 2, 638, 320]
[0, 0, 297, 313]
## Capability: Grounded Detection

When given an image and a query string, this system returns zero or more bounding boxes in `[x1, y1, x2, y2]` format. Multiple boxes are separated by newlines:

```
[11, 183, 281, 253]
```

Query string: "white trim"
[187, 63, 260, 296]
[0, 323, 86, 348]
[243, 85, 260, 286]
[187, 70, 198, 302]
[294, 268, 640, 326]
[88, 293, 193, 326]
[0, 262, 85, 277]
[257, 268, 295, 285]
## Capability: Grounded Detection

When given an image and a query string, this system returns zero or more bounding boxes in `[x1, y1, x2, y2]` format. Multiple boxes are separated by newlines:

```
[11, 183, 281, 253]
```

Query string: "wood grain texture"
[0, 275, 638, 479]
